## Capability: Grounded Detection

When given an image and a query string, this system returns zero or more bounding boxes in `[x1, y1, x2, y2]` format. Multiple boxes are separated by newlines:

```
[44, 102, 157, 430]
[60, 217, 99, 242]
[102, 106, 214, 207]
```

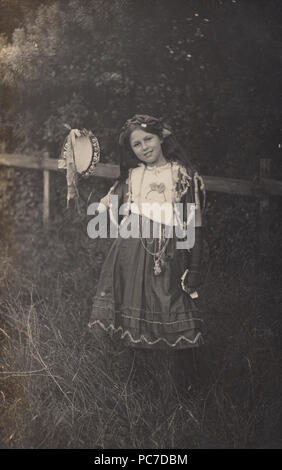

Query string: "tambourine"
[58, 128, 100, 208]
[58, 128, 100, 177]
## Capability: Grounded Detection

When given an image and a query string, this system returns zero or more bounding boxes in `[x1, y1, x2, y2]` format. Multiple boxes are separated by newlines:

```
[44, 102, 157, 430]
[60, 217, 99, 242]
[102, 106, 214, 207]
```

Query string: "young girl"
[87, 114, 206, 393]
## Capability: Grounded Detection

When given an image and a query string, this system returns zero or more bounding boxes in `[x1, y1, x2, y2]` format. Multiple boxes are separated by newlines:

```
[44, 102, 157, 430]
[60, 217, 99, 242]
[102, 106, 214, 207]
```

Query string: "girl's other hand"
[63, 124, 81, 137]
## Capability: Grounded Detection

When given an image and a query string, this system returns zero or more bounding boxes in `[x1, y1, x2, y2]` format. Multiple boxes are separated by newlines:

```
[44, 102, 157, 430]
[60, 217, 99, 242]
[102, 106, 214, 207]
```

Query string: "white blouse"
[130, 162, 180, 226]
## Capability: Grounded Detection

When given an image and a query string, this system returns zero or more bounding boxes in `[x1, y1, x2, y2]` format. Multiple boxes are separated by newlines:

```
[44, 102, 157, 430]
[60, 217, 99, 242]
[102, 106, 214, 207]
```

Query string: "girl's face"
[129, 129, 166, 166]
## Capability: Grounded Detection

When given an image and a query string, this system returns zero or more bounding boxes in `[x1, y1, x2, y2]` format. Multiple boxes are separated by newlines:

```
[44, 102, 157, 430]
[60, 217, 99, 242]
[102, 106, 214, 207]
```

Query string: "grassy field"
[0, 199, 281, 449]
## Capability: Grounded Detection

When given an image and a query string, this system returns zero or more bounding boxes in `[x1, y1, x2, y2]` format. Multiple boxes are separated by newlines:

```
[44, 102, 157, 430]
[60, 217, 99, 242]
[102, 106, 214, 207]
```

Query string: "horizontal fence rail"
[0, 153, 282, 197]
[0, 152, 279, 273]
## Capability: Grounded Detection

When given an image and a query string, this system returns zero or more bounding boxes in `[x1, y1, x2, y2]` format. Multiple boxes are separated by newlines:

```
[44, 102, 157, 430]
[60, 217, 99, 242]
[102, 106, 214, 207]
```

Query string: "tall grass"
[0, 208, 281, 448]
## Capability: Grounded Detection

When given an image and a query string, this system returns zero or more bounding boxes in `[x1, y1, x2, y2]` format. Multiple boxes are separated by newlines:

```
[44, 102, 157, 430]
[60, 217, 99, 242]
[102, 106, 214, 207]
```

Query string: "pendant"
[153, 258, 166, 276]
[154, 259, 162, 276]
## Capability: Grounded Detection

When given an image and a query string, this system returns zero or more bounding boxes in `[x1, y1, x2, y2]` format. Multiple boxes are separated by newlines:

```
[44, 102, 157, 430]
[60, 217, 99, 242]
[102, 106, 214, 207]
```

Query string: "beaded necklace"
[125, 160, 192, 275]
[135, 161, 173, 276]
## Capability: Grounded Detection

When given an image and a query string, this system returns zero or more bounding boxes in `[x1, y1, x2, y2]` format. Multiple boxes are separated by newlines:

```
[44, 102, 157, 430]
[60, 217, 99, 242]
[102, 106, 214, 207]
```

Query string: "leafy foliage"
[0, 0, 281, 449]
[0, 0, 281, 178]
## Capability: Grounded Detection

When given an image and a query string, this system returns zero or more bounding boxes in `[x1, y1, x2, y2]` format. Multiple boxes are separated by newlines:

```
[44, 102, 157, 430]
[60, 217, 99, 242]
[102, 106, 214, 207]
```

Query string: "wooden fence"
[0, 153, 281, 233]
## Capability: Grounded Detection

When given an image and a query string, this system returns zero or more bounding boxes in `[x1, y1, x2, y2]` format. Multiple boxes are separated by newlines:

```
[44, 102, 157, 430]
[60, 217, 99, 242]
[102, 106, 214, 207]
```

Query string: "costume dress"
[88, 160, 205, 350]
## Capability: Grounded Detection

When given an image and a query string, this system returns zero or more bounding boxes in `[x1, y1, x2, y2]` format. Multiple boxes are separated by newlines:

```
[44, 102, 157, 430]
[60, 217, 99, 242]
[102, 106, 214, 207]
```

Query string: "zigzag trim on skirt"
[88, 319, 203, 347]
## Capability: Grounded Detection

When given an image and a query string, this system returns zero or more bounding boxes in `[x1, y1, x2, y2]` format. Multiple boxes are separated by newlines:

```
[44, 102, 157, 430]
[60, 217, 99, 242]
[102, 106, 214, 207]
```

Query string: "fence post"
[43, 152, 50, 227]
[258, 158, 271, 276]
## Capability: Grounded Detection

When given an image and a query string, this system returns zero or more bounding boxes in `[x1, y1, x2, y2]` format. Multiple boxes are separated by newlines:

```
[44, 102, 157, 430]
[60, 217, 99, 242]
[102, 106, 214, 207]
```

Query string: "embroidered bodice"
[101, 160, 198, 227]
[129, 161, 189, 226]
[131, 162, 174, 202]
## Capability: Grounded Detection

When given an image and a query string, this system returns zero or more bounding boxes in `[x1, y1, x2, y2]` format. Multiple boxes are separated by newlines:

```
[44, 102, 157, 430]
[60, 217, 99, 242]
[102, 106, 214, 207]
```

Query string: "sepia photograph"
[0, 0, 281, 451]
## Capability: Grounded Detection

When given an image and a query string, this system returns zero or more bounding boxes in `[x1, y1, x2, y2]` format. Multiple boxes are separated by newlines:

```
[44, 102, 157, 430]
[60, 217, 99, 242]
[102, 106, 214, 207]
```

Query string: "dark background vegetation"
[0, 0, 281, 449]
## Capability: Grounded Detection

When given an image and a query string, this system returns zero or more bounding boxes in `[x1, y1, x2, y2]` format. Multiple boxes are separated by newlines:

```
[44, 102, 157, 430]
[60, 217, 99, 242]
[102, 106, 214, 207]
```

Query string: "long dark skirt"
[88, 216, 204, 351]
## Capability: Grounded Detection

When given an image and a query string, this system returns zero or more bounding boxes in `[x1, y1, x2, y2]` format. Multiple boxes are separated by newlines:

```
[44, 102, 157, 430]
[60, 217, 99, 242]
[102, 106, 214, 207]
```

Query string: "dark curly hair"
[118, 114, 197, 181]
